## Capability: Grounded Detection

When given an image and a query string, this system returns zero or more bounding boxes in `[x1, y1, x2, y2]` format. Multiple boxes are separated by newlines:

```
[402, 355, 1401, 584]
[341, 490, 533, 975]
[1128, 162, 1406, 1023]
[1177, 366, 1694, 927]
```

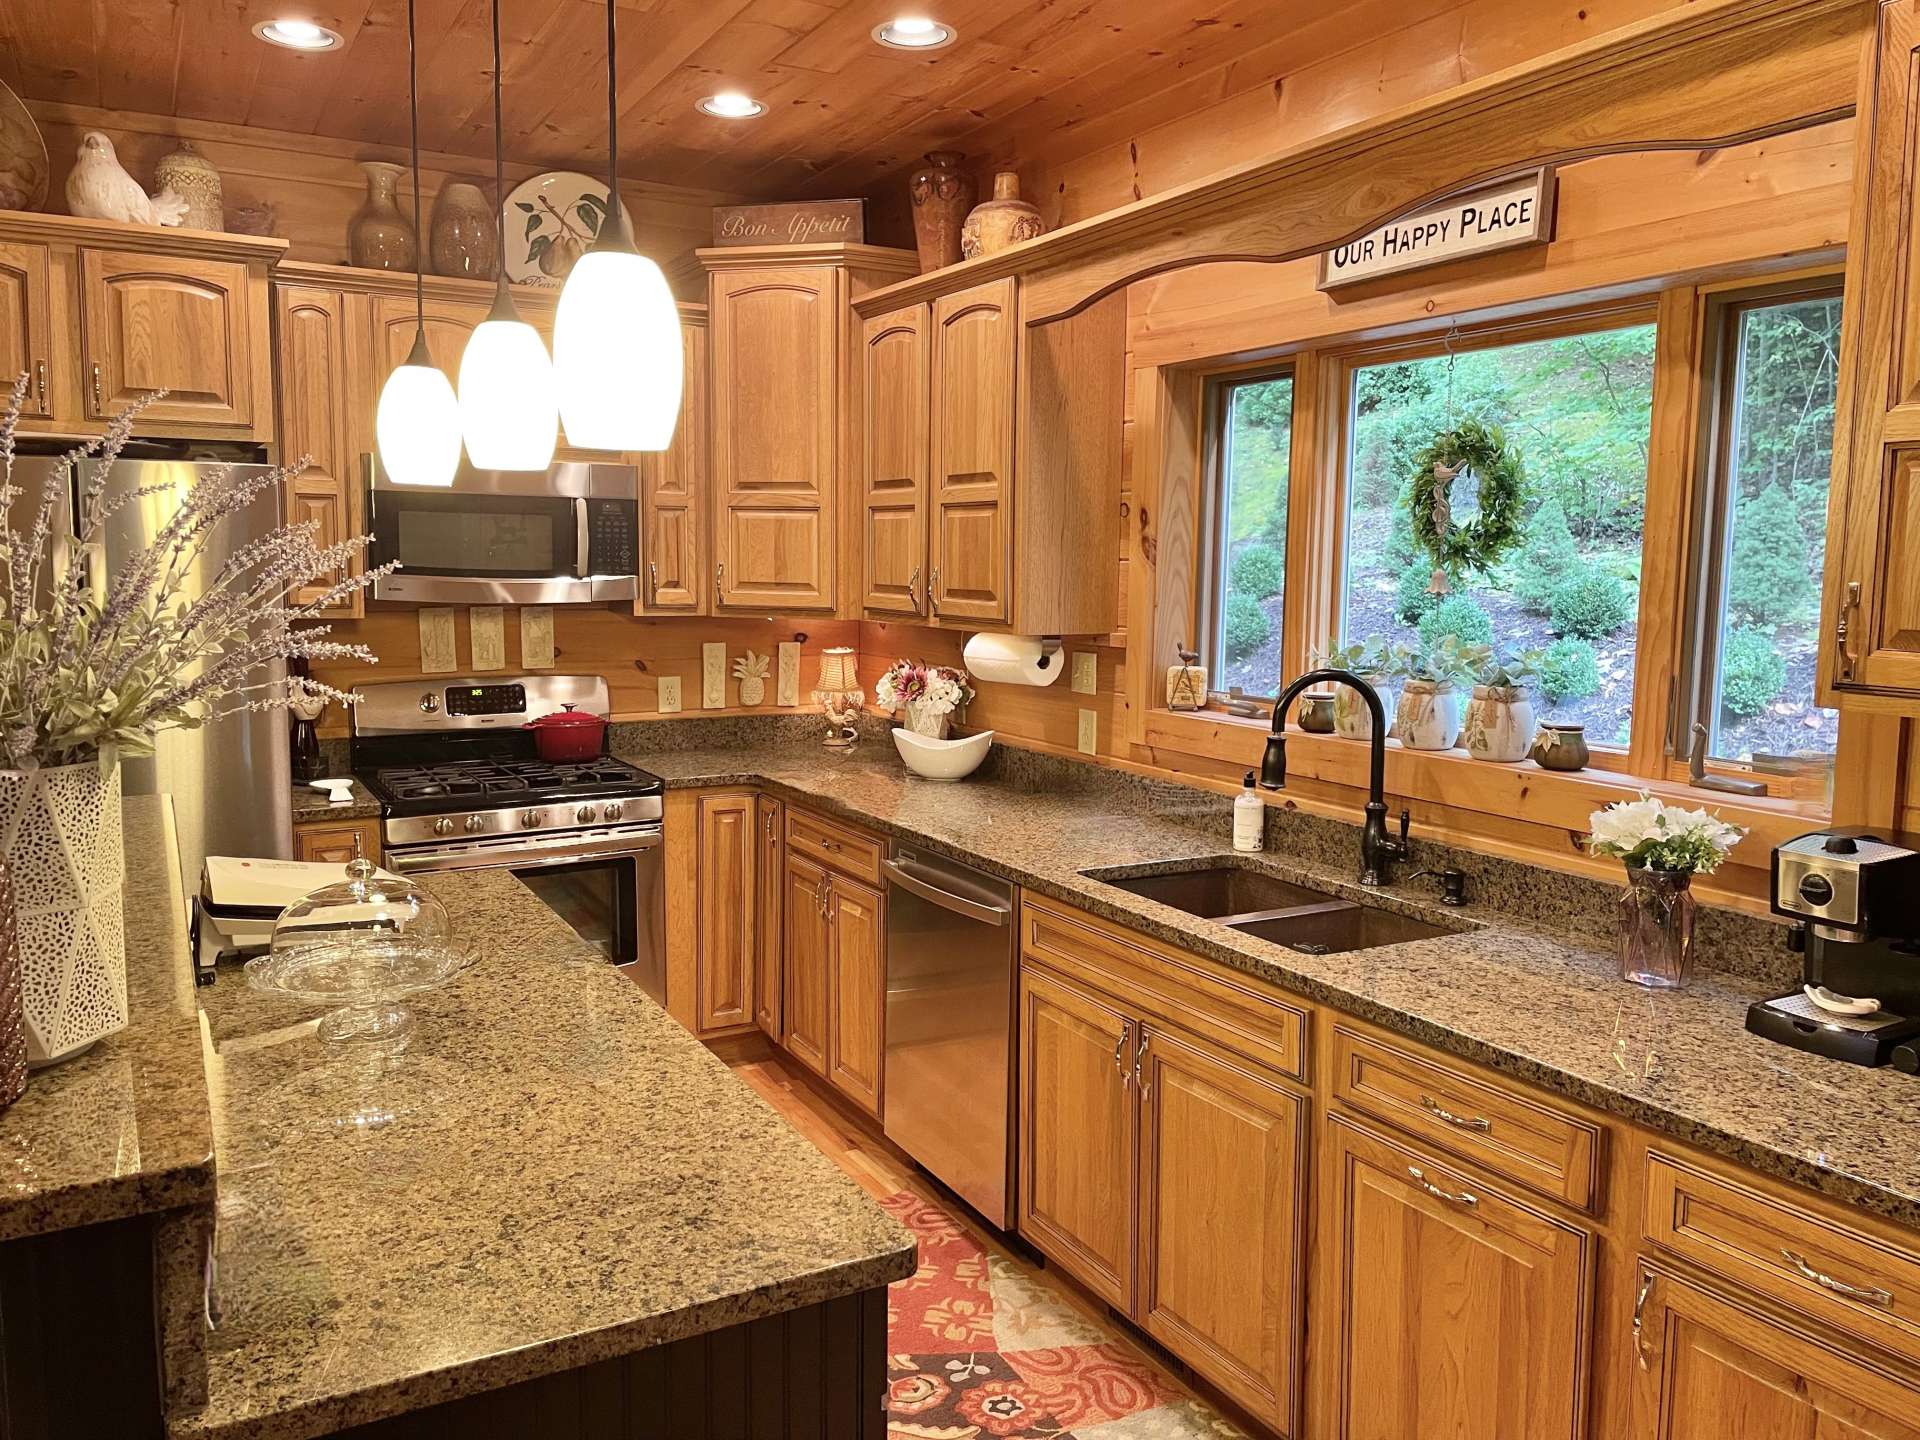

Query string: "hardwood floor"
[730, 1053, 1258, 1439]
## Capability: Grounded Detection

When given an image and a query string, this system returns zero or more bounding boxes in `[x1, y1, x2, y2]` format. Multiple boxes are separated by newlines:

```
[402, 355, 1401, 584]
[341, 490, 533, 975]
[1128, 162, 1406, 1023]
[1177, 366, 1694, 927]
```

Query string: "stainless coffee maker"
[1745, 827, 1920, 1068]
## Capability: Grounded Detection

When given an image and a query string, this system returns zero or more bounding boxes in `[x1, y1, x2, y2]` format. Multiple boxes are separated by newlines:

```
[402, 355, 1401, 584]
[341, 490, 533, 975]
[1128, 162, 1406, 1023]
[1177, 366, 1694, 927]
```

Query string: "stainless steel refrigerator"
[10, 455, 293, 897]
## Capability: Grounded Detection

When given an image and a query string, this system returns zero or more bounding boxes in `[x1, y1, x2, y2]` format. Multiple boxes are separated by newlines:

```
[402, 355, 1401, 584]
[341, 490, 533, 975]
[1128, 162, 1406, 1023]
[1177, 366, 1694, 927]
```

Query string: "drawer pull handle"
[1407, 1165, 1476, 1208]
[1420, 1095, 1491, 1132]
[1632, 1272, 1654, 1370]
[1780, 1248, 1893, 1307]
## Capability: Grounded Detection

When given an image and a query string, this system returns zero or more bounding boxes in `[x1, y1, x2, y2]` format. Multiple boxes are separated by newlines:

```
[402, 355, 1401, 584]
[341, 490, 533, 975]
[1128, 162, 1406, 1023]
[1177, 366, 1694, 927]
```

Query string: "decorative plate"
[502, 170, 633, 287]
[0, 79, 48, 213]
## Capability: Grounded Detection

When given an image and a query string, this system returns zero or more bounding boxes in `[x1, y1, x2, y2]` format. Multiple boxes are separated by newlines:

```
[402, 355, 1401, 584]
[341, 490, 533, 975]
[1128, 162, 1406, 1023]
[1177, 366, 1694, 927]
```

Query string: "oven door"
[386, 827, 665, 1001]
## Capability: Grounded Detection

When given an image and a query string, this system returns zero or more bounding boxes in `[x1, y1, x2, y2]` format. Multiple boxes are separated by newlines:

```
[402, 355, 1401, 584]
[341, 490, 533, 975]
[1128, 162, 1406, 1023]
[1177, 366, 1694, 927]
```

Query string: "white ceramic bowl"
[892, 727, 994, 781]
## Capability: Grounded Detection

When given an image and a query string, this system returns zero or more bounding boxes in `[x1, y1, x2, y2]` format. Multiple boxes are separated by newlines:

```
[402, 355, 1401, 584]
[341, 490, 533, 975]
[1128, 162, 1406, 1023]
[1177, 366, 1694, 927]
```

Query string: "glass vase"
[1618, 865, 1696, 988]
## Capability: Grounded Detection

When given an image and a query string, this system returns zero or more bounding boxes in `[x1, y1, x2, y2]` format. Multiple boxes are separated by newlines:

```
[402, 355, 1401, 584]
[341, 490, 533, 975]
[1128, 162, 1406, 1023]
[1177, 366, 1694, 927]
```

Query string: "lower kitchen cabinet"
[1323, 1115, 1594, 1440]
[777, 808, 886, 1117]
[1627, 1264, 1920, 1440]
[293, 816, 381, 865]
[782, 851, 832, 1077]
[695, 792, 756, 1033]
[753, 795, 783, 1040]
[825, 873, 884, 1115]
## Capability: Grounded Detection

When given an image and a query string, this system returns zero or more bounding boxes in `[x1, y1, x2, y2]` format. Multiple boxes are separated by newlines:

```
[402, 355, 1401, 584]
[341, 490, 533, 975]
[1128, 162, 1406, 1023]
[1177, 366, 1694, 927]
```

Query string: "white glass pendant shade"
[459, 309, 558, 471]
[376, 342, 462, 488]
[553, 246, 683, 452]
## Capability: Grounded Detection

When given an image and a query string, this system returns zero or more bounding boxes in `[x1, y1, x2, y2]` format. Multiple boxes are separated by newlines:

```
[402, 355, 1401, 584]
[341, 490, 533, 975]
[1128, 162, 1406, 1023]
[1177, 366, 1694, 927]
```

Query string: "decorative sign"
[712, 199, 865, 247]
[1318, 170, 1556, 290]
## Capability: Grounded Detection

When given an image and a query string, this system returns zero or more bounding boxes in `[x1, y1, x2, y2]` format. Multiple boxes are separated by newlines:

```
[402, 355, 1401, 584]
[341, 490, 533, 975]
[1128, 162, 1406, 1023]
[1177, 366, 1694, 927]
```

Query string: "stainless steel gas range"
[351, 675, 666, 1000]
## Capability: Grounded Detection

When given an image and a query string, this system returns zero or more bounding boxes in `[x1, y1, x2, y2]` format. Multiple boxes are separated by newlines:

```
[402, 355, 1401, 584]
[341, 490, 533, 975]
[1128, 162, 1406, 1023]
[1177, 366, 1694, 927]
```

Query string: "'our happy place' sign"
[1318, 170, 1557, 290]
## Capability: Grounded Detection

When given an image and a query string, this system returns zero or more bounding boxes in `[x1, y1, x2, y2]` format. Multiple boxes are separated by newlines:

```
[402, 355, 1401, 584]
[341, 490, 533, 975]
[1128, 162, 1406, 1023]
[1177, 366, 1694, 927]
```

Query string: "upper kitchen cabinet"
[1825, 0, 1920, 703]
[703, 244, 918, 616]
[0, 214, 283, 441]
[638, 308, 710, 615]
[856, 275, 1126, 635]
[275, 284, 360, 616]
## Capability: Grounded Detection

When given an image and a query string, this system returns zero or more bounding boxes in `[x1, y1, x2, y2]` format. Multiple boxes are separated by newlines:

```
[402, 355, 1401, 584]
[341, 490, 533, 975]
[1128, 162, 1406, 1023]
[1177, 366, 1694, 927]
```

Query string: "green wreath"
[1407, 417, 1527, 584]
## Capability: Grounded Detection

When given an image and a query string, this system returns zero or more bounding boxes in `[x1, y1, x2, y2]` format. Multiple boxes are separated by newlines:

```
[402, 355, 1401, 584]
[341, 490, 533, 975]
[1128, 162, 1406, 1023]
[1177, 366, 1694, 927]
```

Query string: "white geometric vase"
[0, 762, 127, 1065]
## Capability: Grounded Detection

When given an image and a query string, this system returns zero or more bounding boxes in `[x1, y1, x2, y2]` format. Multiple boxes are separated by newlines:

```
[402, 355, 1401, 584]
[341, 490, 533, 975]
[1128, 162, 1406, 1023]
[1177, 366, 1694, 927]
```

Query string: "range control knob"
[1798, 872, 1835, 907]
[432, 817, 455, 836]
[604, 802, 624, 822]
[520, 809, 541, 828]
[576, 804, 598, 824]
[419, 692, 440, 714]
[464, 814, 485, 834]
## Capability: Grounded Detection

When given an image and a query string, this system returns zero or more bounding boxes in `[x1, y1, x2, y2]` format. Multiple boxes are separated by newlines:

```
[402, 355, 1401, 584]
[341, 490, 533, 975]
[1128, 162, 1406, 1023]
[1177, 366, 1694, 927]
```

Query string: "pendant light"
[551, 0, 682, 452]
[375, 0, 462, 487]
[457, 0, 558, 471]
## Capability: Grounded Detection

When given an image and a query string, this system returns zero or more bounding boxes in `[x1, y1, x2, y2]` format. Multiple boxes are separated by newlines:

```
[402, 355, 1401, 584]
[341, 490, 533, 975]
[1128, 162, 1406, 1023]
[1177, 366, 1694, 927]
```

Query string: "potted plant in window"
[1309, 638, 1393, 742]
[1461, 647, 1545, 763]
[1385, 636, 1480, 751]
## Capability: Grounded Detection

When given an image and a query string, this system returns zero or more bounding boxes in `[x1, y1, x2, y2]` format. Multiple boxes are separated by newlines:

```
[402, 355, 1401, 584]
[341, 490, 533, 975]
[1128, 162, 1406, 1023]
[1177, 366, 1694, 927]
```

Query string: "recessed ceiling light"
[252, 17, 344, 51]
[872, 16, 955, 50]
[697, 92, 765, 119]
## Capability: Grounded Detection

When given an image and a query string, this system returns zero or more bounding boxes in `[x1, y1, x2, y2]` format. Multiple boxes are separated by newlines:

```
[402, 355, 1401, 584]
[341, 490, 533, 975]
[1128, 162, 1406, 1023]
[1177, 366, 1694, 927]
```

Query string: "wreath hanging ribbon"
[1407, 417, 1527, 594]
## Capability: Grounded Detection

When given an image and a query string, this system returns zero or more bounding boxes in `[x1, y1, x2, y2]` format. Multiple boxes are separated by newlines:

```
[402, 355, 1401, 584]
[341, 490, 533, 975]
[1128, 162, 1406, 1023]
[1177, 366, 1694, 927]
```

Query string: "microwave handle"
[575, 500, 591, 580]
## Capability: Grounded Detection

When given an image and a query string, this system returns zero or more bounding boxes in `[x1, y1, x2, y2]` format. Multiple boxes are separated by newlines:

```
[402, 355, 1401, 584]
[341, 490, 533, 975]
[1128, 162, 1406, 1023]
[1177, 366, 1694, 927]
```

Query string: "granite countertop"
[0, 796, 214, 1242]
[172, 866, 914, 1440]
[618, 741, 1920, 1230]
[288, 779, 380, 825]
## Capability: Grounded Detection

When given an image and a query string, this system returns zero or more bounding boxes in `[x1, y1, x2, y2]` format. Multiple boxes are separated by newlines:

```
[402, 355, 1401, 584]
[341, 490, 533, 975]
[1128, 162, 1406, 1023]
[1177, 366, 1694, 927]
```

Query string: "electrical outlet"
[658, 677, 683, 714]
[1078, 708, 1098, 755]
[1071, 652, 1098, 695]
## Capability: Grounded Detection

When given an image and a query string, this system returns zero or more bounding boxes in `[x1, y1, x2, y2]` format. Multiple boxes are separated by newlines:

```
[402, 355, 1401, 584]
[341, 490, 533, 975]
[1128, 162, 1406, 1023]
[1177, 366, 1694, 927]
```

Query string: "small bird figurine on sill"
[66, 131, 189, 227]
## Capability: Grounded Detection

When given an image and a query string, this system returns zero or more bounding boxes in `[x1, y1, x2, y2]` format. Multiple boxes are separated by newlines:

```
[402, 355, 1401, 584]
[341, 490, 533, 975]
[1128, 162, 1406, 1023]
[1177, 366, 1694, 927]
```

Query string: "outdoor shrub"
[1720, 626, 1787, 718]
[1511, 498, 1581, 613]
[1229, 543, 1286, 601]
[1538, 638, 1601, 703]
[1727, 482, 1814, 627]
[1224, 593, 1271, 660]
[1550, 569, 1634, 638]
[1418, 593, 1494, 649]
[1396, 562, 1441, 623]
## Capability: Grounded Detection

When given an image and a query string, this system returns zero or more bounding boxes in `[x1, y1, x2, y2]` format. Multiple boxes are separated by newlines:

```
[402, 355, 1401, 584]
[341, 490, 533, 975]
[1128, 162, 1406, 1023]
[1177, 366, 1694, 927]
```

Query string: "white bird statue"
[65, 131, 189, 227]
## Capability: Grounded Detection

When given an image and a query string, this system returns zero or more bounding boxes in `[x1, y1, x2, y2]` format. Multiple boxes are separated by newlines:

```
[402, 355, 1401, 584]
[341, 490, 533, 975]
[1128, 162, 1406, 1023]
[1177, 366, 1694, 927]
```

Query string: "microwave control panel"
[586, 499, 638, 578]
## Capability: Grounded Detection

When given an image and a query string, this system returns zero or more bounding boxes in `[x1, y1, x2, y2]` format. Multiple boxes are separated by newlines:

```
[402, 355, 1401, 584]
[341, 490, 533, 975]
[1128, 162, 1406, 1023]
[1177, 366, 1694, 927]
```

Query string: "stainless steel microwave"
[365, 455, 640, 604]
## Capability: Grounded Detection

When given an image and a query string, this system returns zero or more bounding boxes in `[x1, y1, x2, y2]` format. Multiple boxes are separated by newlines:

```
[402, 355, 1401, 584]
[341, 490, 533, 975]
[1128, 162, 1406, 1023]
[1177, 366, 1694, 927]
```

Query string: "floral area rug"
[882, 1192, 1246, 1439]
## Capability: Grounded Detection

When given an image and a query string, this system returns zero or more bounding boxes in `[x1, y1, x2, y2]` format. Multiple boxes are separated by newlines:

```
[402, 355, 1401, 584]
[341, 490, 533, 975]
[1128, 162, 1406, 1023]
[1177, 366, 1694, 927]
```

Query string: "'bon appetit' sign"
[1318, 170, 1557, 290]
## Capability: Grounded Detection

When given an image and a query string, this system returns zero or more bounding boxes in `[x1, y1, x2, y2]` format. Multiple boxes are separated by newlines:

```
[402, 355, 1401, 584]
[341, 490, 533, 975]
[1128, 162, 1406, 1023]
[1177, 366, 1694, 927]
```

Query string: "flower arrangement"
[875, 659, 974, 739]
[1587, 794, 1746, 874]
[0, 382, 387, 770]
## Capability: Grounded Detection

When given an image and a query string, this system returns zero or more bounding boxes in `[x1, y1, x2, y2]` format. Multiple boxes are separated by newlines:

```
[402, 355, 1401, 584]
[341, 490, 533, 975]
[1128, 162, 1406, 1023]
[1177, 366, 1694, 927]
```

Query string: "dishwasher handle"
[881, 858, 1011, 926]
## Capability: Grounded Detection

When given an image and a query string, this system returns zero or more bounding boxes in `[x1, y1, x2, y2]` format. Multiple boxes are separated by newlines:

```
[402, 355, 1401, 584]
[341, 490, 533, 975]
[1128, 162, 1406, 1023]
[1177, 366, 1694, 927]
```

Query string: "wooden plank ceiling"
[0, 0, 1370, 200]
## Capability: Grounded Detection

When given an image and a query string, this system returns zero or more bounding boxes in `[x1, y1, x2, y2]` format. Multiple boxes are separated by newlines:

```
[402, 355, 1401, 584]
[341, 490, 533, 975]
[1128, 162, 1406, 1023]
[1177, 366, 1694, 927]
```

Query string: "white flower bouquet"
[874, 660, 973, 717]
[1586, 793, 1746, 875]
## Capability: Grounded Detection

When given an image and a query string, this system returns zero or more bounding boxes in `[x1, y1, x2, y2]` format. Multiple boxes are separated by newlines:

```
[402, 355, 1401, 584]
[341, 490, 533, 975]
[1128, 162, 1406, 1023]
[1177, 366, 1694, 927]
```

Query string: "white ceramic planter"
[1393, 680, 1463, 751]
[0, 761, 127, 1065]
[1462, 685, 1537, 763]
[1333, 675, 1394, 741]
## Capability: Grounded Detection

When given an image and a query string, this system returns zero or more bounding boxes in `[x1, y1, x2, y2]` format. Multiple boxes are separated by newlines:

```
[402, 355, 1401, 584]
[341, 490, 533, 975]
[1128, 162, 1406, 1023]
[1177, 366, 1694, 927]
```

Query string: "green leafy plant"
[1727, 482, 1815, 627]
[1395, 562, 1442, 623]
[1510, 497, 1581, 614]
[1223, 593, 1271, 660]
[1385, 635, 1484, 688]
[1308, 636, 1387, 675]
[1537, 638, 1601, 704]
[1417, 593, 1494, 649]
[1719, 626, 1787, 717]
[1408, 417, 1529, 579]
[1474, 647, 1546, 690]
[1228, 543, 1285, 601]
[1549, 569, 1634, 639]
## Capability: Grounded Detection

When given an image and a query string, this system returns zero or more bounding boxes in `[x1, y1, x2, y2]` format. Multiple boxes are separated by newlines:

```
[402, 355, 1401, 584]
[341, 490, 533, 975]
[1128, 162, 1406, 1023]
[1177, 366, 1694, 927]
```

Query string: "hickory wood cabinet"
[0, 213, 280, 440]
[638, 311, 710, 614]
[753, 794, 785, 1040]
[694, 791, 757, 1033]
[291, 815, 382, 866]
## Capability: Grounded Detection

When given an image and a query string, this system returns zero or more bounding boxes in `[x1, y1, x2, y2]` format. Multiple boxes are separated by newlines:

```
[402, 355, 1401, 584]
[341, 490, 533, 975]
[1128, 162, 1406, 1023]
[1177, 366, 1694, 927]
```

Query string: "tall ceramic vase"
[908, 151, 975, 272]
[350, 161, 416, 271]
[0, 761, 127, 1065]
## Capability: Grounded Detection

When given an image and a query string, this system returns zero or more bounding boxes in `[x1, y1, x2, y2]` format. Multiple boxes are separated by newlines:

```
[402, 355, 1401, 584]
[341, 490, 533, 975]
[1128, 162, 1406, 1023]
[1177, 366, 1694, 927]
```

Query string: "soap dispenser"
[1234, 770, 1264, 853]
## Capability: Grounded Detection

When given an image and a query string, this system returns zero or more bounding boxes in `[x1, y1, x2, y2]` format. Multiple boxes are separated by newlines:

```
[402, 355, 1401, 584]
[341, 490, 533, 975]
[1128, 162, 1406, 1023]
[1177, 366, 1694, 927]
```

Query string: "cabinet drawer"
[784, 807, 882, 885]
[1330, 1025, 1601, 1212]
[1644, 1152, 1920, 1362]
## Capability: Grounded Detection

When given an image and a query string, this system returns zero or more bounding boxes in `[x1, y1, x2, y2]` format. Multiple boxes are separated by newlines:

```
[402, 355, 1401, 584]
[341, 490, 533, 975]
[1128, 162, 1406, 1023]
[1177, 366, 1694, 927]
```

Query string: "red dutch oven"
[523, 704, 608, 763]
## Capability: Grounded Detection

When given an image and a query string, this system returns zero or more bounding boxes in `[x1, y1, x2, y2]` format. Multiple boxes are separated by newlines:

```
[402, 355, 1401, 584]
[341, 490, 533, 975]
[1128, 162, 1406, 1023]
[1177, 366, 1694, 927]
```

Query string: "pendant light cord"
[407, 0, 426, 343]
[490, 0, 514, 309]
[605, 0, 617, 204]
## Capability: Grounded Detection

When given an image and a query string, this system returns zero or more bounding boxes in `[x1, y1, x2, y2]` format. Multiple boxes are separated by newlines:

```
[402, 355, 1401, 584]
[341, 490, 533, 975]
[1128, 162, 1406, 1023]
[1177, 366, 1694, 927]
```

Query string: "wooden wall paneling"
[1132, 365, 1202, 750]
[859, 305, 931, 620]
[1285, 349, 1341, 683]
[929, 279, 1016, 626]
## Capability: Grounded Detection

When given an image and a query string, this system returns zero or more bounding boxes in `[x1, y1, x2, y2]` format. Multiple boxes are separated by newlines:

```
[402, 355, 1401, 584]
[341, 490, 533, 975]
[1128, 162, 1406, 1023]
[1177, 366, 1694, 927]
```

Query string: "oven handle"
[881, 858, 1010, 926]
[388, 828, 662, 874]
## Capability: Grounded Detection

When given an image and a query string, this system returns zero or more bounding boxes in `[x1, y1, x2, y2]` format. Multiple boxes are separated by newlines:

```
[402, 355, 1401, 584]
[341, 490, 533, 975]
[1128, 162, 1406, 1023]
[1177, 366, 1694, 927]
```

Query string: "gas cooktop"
[365, 756, 659, 812]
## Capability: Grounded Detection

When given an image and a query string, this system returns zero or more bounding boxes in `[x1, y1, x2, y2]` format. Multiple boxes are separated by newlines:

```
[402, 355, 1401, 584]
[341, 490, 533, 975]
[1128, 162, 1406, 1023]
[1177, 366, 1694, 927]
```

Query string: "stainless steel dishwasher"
[882, 842, 1018, 1229]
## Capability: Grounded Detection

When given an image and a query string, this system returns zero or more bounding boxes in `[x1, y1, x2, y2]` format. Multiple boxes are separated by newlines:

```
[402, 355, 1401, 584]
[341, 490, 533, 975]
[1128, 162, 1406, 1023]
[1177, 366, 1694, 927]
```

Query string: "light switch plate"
[1078, 708, 1098, 755]
[702, 643, 727, 709]
[777, 642, 802, 707]
[657, 676, 683, 714]
[520, 606, 555, 669]
[1071, 652, 1098, 695]
[417, 608, 457, 674]
[469, 606, 506, 671]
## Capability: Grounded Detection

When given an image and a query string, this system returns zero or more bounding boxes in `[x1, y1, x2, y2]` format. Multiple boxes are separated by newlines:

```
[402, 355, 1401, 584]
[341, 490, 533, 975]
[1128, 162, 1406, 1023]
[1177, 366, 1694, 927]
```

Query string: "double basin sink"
[1080, 860, 1460, 955]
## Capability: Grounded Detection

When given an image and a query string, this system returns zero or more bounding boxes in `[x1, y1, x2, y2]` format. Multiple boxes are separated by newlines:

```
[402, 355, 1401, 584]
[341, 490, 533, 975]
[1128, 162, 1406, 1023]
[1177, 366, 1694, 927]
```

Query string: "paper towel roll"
[963, 633, 1064, 687]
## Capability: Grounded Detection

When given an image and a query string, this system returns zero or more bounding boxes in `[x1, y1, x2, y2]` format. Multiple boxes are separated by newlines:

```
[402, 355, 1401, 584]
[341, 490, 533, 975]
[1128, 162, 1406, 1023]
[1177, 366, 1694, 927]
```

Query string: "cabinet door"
[1628, 1266, 1920, 1440]
[754, 795, 783, 1040]
[860, 305, 929, 619]
[276, 285, 361, 615]
[929, 278, 1015, 625]
[0, 242, 55, 419]
[80, 250, 258, 428]
[641, 319, 707, 613]
[827, 873, 884, 1116]
[293, 818, 381, 865]
[1018, 965, 1136, 1309]
[782, 851, 831, 1077]
[696, 792, 756, 1032]
[371, 293, 487, 391]
[1324, 1116, 1593, 1440]
[710, 268, 837, 613]
[1139, 1026, 1306, 1433]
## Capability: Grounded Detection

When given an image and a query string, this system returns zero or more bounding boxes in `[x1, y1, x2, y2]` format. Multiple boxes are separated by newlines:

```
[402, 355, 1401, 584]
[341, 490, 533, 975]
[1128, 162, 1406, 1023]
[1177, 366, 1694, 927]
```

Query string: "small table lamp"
[813, 646, 864, 749]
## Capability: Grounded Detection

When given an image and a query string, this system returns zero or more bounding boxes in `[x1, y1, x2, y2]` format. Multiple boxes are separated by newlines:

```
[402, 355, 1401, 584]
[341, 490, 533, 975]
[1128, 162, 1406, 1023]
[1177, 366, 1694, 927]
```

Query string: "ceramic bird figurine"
[66, 132, 189, 227]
